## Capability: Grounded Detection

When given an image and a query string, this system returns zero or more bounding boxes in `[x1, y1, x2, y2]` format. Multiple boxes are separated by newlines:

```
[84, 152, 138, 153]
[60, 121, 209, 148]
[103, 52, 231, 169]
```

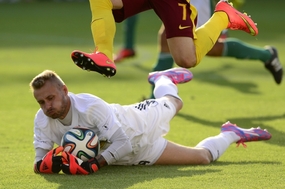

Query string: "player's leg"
[164, 0, 259, 68]
[222, 40, 282, 84]
[148, 0, 211, 98]
[71, 0, 122, 77]
[148, 25, 174, 99]
[155, 124, 238, 165]
[208, 38, 271, 63]
[206, 38, 283, 84]
[153, 25, 174, 74]
[192, 0, 259, 66]
[155, 141, 212, 165]
[123, 15, 138, 51]
[223, 39, 272, 62]
[155, 121, 271, 165]
[148, 67, 193, 111]
[70, 0, 151, 77]
[148, 0, 215, 98]
[114, 15, 138, 62]
[148, 0, 273, 99]
[192, 0, 282, 84]
[123, 68, 193, 166]
[89, 0, 120, 60]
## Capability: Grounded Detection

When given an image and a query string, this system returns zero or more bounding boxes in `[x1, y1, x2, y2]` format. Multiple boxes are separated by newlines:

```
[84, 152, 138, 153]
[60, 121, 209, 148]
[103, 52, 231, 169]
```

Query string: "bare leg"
[154, 141, 212, 165]
[206, 40, 224, 56]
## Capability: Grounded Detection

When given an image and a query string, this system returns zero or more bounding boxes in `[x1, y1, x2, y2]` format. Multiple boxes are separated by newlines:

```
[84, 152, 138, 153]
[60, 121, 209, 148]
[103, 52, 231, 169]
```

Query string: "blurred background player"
[114, 15, 138, 62]
[114, 0, 283, 99]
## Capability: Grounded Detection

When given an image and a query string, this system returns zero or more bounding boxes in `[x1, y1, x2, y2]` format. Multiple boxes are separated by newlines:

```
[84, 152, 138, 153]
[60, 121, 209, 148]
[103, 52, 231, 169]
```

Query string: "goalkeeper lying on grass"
[30, 68, 271, 175]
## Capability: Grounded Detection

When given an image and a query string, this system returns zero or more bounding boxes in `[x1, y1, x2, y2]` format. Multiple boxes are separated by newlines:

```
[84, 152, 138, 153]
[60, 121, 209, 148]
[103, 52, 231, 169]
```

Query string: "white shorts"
[109, 98, 177, 165]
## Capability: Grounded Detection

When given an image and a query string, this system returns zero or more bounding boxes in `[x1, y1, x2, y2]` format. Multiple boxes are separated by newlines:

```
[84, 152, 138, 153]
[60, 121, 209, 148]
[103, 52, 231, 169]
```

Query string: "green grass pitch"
[0, 1, 284, 188]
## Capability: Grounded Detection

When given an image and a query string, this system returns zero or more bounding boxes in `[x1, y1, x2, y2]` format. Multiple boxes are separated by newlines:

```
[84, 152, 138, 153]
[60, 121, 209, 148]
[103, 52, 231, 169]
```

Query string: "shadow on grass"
[40, 166, 220, 189]
[40, 159, 281, 188]
[212, 160, 282, 166]
[193, 64, 262, 95]
[177, 112, 285, 147]
[132, 62, 264, 95]
[133, 60, 152, 73]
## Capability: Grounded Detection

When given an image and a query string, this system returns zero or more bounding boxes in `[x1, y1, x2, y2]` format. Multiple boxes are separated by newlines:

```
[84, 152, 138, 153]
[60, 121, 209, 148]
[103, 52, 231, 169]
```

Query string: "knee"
[169, 97, 183, 113]
[175, 56, 197, 68]
[176, 99, 183, 112]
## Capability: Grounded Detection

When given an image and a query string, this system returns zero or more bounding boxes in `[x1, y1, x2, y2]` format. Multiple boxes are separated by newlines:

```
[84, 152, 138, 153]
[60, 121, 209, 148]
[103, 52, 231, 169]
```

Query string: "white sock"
[195, 132, 240, 161]
[153, 75, 181, 100]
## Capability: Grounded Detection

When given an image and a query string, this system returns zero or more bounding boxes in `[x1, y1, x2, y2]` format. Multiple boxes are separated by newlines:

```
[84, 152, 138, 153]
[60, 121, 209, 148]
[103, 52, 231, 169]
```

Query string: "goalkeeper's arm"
[60, 128, 132, 175]
[100, 128, 132, 165]
[34, 148, 49, 163]
[34, 148, 49, 173]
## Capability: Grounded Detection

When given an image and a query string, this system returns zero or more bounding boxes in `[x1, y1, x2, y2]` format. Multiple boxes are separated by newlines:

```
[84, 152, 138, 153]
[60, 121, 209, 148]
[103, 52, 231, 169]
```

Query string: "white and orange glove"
[34, 146, 64, 174]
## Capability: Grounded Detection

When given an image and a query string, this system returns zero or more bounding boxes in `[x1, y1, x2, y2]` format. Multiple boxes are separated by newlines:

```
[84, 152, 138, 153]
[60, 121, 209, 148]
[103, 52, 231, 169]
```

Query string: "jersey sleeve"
[33, 110, 54, 161]
[88, 98, 132, 164]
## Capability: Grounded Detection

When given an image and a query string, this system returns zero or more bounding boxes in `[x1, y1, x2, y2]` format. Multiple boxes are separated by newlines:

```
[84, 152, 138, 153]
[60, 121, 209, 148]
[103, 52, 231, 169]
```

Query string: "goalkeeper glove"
[61, 152, 100, 175]
[34, 146, 63, 174]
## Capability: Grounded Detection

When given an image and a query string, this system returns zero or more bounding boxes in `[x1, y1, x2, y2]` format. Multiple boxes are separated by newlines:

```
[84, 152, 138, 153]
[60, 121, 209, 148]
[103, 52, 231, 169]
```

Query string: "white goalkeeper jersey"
[34, 92, 176, 165]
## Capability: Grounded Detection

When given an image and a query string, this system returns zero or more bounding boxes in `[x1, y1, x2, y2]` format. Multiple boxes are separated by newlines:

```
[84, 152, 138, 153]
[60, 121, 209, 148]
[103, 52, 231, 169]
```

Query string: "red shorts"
[112, 0, 197, 39]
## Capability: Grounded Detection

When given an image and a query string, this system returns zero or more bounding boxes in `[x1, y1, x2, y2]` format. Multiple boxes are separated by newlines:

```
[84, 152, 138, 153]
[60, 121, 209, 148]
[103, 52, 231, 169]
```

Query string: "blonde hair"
[29, 70, 65, 91]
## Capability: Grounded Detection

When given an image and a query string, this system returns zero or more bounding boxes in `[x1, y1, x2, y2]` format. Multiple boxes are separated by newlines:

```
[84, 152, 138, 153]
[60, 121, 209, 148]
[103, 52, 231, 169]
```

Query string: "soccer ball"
[61, 128, 100, 162]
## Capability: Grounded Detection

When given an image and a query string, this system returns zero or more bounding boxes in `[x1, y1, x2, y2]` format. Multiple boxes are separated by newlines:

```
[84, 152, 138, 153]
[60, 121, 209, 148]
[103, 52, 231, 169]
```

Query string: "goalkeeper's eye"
[47, 95, 54, 101]
[37, 100, 44, 105]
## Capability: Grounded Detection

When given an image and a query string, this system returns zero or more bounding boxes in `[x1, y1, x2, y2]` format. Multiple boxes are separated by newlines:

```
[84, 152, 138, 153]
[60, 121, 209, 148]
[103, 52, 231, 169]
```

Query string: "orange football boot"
[215, 0, 258, 36]
[71, 50, 116, 78]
